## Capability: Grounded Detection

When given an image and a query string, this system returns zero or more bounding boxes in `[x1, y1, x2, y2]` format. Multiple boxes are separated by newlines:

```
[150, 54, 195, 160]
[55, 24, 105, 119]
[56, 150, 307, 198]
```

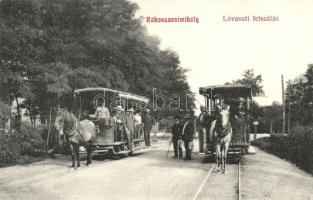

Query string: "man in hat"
[172, 115, 183, 158]
[125, 107, 136, 151]
[182, 113, 195, 160]
[112, 105, 126, 141]
[134, 110, 143, 139]
[197, 106, 210, 153]
[95, 101, 110, 119]
[142, 108, 152, 146]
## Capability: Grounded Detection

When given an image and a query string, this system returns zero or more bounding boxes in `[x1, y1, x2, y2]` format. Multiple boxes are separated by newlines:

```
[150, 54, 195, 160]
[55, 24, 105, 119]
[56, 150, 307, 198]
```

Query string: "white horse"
[209, 105, 232, 174]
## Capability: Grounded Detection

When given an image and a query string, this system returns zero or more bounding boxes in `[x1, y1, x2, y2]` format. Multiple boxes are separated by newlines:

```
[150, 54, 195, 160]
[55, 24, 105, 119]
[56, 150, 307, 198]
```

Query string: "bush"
[252, 125, 313, 175]
[0, 101, 10, 130]
[0, 122, 48, 165]
[19, 122, 48, 155]
[0, 131, 21, 165]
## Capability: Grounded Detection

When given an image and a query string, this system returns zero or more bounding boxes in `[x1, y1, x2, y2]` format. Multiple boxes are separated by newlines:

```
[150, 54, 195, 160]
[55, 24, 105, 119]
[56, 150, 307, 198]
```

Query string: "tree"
[286, 64, 313, 127]
[232, 69, 264, 96]
[228, 69, 266, 132]
[260, 102, 282, 133]
[0, 0, 194, 125]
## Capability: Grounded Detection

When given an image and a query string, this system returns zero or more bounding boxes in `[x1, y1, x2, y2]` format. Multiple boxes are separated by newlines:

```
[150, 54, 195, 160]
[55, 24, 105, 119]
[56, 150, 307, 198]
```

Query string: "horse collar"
[216, 122, 231, 137]
[65, 121, 77, 136]
[63, 113, 78, 136]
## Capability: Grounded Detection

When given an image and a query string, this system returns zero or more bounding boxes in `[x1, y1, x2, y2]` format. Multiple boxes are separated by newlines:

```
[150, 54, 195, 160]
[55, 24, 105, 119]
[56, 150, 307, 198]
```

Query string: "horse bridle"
[57, 111, 78, 136]
[215, 113, 231, 138]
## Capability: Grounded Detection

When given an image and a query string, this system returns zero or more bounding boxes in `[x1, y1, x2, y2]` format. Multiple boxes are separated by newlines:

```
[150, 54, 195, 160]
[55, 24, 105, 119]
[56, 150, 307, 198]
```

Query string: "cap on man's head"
[114, 105, 124, 111]
[145, 108, 151, 113]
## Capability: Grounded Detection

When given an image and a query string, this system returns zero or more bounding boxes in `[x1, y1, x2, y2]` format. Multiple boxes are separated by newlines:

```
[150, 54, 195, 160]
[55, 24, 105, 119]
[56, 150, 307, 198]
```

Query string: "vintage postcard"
[0, 0, 312, 199]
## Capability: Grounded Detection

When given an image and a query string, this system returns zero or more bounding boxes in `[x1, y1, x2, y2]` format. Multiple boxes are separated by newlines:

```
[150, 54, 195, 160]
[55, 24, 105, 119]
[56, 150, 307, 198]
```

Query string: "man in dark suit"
[125, 108, 136, 151]
[182, 114, 195, 160]
[197, 106, 210, 153]
[172, 116, 183, 158]
[142, 109, 152, 146]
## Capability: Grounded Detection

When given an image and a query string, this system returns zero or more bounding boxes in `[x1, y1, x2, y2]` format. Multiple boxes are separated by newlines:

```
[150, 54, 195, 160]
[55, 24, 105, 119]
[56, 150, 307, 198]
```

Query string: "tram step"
[133, 139, 144, 142]
[115, 150, 131, 155]
[199, 150, 242, 155]
[93, 149, 109, 154]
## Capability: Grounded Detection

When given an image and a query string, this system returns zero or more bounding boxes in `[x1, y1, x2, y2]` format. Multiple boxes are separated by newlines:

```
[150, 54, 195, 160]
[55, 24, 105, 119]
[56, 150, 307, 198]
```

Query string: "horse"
[54, 109, 96, 169]
[209, 105, 232, 174]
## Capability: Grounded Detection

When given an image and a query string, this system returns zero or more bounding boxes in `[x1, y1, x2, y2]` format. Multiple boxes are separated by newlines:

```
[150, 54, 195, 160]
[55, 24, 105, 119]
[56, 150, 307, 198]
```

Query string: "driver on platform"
[95, 101, 110, 119]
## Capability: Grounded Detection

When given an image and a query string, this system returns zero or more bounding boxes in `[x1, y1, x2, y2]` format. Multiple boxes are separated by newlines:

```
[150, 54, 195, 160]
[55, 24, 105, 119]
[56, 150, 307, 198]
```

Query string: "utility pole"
[281, 75, 285, 135]
[287, 80, 291, 134]
[253, 121, 259, 140]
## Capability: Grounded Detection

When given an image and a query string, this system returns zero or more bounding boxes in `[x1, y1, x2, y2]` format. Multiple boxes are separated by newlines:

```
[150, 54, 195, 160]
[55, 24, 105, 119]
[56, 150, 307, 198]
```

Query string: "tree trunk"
[8, 93, 12, 133]
[29, 106, 34, 125]
[14, 96, 21, 118]
[46, 105, 53, 156]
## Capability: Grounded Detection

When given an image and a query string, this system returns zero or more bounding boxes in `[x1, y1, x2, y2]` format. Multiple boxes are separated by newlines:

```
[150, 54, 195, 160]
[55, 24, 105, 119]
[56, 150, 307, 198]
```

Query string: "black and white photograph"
[0, 0, 313, 199]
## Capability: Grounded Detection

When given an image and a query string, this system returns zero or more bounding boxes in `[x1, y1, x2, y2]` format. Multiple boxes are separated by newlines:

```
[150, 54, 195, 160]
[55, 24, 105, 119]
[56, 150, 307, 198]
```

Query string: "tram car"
[198, 85, 252, 157]
[73, 87, 149, 156]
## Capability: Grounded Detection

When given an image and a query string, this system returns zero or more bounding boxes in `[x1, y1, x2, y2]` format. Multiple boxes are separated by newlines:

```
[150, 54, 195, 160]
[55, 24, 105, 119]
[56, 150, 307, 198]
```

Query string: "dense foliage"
[227, 69, 273, 132]
[231, 69, 264, 97]
[0, 100, 10, 130]
[286, 64, 313, 128]
[252, 125, 313, 175]
[0, 0, 193, 125]
[0, 122, 47, 165]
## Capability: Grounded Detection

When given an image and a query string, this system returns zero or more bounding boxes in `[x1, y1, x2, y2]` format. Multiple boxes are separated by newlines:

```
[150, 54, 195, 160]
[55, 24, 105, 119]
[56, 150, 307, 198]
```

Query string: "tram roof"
[74, 87, 149, 103]
[199, 85, 252, 99]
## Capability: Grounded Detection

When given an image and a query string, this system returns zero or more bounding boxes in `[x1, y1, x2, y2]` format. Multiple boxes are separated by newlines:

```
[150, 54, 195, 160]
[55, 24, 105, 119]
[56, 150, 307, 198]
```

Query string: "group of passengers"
[94, 101, 153, 150]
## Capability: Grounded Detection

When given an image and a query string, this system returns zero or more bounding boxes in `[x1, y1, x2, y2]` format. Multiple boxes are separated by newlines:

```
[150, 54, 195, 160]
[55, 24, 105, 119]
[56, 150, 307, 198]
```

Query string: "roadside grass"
[251, 132, 313, 175]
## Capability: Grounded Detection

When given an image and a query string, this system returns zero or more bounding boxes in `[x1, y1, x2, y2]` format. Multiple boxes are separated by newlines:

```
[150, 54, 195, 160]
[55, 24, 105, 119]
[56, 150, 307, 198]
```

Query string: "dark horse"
[54, 109, 96, 169]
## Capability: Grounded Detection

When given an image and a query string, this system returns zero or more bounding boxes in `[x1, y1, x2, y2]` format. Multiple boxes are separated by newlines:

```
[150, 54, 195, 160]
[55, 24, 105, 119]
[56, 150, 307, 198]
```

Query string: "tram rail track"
[192, 160, 242, 200]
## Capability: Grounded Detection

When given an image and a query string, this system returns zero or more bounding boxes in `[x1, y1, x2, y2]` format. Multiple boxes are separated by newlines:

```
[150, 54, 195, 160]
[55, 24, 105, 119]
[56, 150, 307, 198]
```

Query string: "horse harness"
[59, 111, 85, 142]
[215, 121, 231, 138]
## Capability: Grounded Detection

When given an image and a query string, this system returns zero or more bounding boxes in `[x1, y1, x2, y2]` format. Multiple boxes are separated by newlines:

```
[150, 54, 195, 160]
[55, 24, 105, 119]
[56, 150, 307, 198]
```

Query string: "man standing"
[182, 114, 195, 160]
[142, 109, 152, 146]
[134, 110, 143, 139]
[95, 101, 110, 119]
[93, 101, 110, 134]
[197, 106, 209, 153]
[172, 116, 183, 158]
[125, 108, 136, 151]
[112, 105, 126, 141]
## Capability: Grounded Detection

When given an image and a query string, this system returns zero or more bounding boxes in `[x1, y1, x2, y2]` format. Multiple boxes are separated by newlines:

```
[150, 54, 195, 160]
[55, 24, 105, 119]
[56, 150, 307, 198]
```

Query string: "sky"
[131, 0, 313, 111]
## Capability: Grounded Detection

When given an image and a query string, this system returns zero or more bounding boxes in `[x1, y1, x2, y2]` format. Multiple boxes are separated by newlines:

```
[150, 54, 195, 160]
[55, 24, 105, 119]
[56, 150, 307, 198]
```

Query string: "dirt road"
[0, 138, 312, 200]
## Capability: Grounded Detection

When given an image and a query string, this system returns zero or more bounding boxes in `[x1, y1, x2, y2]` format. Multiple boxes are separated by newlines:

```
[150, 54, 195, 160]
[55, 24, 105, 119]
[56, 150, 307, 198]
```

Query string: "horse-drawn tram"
[198, 85, 252, 159]
[73, 87, 150, 156]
